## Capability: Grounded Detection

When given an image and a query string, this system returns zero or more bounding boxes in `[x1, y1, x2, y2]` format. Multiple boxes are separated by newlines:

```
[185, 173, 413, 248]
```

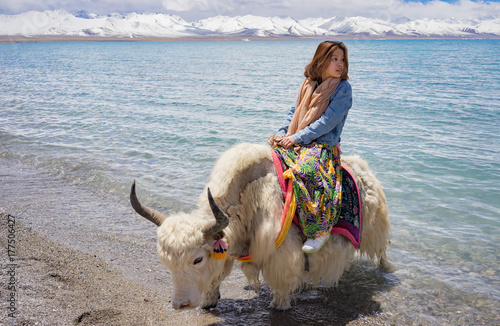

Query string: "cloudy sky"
[0, 0, 499, 21]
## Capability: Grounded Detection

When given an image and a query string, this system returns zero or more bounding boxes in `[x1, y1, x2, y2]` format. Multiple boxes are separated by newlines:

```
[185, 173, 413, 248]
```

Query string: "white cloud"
[0, 0, 165, 15]
[161, 0, 239, 13]
[0, 0, 498, 20]
[162, 0, 205, 12]
[231, 0, 500, 20]
[0, 0, 60, 13]
[386, 0, 500, 20]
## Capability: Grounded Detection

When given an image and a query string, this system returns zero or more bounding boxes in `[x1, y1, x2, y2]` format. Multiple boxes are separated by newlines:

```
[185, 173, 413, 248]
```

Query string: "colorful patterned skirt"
[274, 143, 342, 240]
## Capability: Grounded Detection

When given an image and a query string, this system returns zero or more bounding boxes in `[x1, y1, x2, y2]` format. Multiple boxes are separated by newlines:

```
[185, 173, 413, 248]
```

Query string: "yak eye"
[194, 257, 203, 265]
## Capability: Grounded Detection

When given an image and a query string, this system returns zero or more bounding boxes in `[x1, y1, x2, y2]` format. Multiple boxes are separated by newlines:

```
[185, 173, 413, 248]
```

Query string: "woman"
[270, 41, 352, 253]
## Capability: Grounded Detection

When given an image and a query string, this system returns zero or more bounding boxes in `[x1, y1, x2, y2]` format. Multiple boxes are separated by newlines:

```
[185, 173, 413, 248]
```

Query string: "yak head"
[130, 181, 230, 310]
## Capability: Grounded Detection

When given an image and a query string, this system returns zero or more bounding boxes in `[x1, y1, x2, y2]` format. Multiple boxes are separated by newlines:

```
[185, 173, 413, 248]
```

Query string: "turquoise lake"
[0, 39, 499, 325]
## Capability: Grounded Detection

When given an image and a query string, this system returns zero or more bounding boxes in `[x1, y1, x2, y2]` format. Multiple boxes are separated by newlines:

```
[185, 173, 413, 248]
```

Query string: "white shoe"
[302, 234, 330, 253]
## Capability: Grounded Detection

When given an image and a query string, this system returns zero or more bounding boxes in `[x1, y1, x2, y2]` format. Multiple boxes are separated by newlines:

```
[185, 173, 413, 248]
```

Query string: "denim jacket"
[277, 80, 352, 147]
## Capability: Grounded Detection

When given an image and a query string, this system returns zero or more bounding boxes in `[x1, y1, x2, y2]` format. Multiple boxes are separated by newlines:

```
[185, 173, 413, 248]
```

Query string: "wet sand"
[0, 214, 400, 326]
[0, 213, 194, 325]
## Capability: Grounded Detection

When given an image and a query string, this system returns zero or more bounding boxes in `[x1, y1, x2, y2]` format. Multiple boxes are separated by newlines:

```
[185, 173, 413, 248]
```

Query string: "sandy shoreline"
[0, 212, 401, 326]
[0, 213, 228, 325]
[1, 213, 167, 325]
[0, 157, 398, 326]
[1, 34, 500, 43]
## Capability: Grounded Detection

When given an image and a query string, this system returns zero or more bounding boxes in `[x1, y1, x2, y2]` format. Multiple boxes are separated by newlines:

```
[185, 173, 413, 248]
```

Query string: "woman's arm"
[293, 81, 352, 145]
[277, 106, 296, 136]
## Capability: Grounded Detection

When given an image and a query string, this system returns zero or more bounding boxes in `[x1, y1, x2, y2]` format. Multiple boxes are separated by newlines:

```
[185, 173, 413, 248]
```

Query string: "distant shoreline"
[1, 34, 499, 43]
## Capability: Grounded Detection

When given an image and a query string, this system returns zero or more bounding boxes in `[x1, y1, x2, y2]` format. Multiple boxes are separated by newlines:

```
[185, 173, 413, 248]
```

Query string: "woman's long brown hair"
[304, 41, 349, 83]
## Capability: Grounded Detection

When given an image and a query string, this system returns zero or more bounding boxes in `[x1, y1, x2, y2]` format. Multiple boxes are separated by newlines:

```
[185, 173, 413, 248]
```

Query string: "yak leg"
[357, 170, 392, 267]
[262, 230, 304, 310]
[201, 259, 234, 309]
[201, 285, 220, 310]
[241, 262, 261, 292]
[378, 250, 395, 272]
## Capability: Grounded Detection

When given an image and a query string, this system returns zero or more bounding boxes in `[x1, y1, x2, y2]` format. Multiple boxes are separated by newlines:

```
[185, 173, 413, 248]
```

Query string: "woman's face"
[322, 47, 345, 80]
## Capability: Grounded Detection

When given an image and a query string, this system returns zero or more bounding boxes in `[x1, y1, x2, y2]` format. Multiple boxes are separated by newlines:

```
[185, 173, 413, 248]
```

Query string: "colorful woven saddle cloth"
[332, 163, 362, 248]
[272, 150, 363, 249]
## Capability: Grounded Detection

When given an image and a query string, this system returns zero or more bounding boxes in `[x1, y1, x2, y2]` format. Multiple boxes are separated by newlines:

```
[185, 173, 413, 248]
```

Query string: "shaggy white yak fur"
[132, 143, 391, 310]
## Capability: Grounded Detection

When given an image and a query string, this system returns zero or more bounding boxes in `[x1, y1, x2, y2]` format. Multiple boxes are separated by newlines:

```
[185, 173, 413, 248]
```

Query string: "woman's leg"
[276, 144, 342, 251]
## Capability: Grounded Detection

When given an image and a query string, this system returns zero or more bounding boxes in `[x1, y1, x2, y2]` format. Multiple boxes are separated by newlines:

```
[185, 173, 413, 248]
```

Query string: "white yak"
[130, 143, 391, 310]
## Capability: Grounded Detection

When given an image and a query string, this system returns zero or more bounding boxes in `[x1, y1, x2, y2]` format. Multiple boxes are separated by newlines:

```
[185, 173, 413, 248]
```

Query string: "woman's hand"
[279, 136, 297, 148]
[268, 135, 283, 148]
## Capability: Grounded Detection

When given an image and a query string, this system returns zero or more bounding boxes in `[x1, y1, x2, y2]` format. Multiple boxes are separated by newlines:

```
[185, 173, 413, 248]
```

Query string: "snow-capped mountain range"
[0, 9, 499, 39]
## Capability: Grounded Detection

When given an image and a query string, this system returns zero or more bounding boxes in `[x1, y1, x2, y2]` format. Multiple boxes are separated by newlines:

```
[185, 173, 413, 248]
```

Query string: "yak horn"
[130, 180, 168, 227]
[204, 188, 229, 237]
